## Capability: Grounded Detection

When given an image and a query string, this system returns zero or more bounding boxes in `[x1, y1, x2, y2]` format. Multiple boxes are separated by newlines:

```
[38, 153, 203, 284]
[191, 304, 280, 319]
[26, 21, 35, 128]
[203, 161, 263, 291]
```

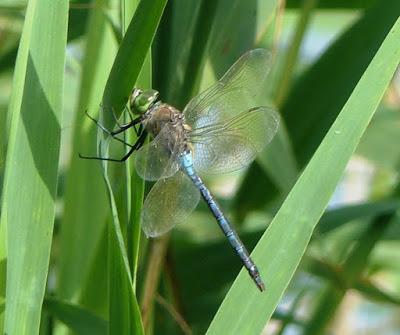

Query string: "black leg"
[110, 117, 142, 135]
[84, 110, 141, 146]
[79, 131, 148, 162]
[133, 123, 143, 137]
[124, 104, 135, 123]
[111, 107, 123, 128]
[111, 105, 135, 126]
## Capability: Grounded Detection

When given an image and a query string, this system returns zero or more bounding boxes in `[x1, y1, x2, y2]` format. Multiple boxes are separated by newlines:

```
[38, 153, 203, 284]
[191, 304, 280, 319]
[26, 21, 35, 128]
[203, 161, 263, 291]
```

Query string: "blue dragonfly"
[82, 49, 280, 291]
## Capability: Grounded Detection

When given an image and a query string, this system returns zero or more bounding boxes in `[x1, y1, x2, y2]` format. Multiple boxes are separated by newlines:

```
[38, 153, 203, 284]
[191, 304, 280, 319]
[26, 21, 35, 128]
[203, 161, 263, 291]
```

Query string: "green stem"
[177, 0, 219, 108]
[275, 0, 319, 106]
[152, 0, 174, 99]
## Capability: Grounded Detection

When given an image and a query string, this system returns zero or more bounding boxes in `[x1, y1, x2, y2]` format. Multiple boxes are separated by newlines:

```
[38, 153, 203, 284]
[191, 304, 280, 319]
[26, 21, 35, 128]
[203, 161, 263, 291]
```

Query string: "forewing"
[189, 107, 279, 174]
[141, 171, 200, 237]
[183, 49, 279, 174]
[183, 49, 272, 127]
[134, 125, 180, 181]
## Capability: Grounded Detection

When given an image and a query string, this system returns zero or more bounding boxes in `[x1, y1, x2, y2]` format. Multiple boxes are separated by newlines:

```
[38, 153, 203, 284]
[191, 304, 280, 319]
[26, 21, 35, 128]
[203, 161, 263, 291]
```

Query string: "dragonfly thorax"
[143, 102, 191, 154]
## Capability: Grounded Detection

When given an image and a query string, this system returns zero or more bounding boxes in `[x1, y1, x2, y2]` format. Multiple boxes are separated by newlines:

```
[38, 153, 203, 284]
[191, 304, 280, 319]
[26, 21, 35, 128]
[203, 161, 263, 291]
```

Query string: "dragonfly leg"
[119, 105, 141, 135]
[110, 117, 142, 136]
[124, 104, 136, 123]
[84, 110, 133, 147]
[85, 110, 142, 146]
[133, 123, 144, 137]
[111, 105, 138, 130]
[110, 106, 123, 127]
[79, 130, 147, 162]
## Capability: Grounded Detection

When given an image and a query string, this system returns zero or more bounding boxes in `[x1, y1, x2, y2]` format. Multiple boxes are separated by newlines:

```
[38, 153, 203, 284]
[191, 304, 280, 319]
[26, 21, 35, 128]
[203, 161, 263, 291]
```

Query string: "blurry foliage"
[0, 0, 400, 334]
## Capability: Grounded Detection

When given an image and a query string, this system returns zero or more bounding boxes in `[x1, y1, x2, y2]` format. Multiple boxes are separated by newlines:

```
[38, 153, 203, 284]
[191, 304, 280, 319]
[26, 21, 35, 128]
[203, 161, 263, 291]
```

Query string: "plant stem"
[177, 0, 219, 108]
[140, 235, 170, 332]
[275, 0, 319, 106]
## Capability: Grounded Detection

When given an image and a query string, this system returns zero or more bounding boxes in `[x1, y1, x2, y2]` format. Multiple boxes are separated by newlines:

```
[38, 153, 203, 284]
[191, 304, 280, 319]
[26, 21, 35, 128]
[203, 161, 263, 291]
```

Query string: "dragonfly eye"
[130, 88, 159, 114]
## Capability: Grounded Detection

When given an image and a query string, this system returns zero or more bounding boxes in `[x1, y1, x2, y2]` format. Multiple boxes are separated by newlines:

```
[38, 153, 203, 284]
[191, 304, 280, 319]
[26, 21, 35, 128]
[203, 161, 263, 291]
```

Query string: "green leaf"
[129, 55, 151, 289]
[305, 256, 400, 306]
[101, 0, 167, 118]
[356, 106, 400, 169]
[286, 0, 377, 9]
[206, 15, 400, 335]
[43, 297, 107, 335]
[98, 1, 167, 334]
[354, 278, 400, 306]
[318, 199, 400, 235]
[57, 0, 116, 311]
[104, 172, 144, 335]
[0, 1, 93, 74]
[283, 0, 400, 167]
[236, 0, 400, 217]
[0, 0, 68, 333]
[176, 0, 219, 107]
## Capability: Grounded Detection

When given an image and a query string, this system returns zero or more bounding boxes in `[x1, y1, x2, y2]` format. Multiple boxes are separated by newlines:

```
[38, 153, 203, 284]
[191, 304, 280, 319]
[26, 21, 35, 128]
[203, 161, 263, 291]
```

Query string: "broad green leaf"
[143, 1, 221, 331]
[257, 125, 298, 194]
[104, 172, 144, 335]
[274, 0, 318, 106]
[0, 0, 68, 333]
[57, 0, 116, 309]
[283, 0, 400, 167]
[206, 16, 400, 335]
[43, 298, 107, 335]
[99, 1, 167, 334]
[176, 0, 219, 107]
[77, 225, 109, 318]
[0, 1, 93, 74]
[0, 1, 27, 7]
[236, 0, 400, 216]
[0, 47, 18, 74]
[67, 0, 92, 41]
[318, 199, 400, 234]
[356, 106, 400, 169]
[101, 0, 167, 119]
[286, 0, 377, 9]
[153, 0, 201, 103]
[120, 0, 152, 290]
[129, 55, 151, 289]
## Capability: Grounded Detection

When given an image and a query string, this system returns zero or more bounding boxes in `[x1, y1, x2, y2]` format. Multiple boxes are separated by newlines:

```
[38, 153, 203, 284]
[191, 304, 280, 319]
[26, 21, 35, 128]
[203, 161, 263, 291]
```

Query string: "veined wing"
[141, 171, 200, 237]
[184, 49, 272, 126]
[135, 124, 180, 181]
[183, 49, 279, 174]
[189, 107, 279, 174]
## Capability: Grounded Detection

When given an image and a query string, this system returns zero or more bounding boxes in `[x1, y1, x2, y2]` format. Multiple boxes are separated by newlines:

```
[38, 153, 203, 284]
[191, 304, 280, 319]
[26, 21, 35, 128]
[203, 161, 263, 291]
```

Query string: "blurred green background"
[0, 0, 399, 334]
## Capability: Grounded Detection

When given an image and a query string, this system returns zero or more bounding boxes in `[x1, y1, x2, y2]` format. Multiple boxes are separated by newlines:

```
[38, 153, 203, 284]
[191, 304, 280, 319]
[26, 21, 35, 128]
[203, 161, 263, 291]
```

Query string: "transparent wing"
[189, 107, 279, 174]
[184, 49, 272, 126]
[135, 125, 180, 181]
[141, 171, 200, 237]
[183, 49, 279, 174]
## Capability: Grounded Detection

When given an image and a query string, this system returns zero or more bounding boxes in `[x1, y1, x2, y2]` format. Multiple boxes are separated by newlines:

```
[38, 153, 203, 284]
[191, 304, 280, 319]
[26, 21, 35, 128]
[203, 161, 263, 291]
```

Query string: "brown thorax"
[143, 102, 191, 154]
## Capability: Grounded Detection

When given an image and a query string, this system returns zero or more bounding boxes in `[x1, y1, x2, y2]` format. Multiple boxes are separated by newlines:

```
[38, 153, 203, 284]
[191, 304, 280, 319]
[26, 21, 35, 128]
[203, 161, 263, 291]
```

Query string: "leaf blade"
[0, 0, 68, 333]
[206, 15, 400, 335]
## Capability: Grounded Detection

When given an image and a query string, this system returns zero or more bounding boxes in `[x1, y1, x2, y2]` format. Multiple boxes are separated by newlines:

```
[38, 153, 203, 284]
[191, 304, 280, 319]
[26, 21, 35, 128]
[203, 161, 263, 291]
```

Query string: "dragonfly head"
[129, 88, 160, 114]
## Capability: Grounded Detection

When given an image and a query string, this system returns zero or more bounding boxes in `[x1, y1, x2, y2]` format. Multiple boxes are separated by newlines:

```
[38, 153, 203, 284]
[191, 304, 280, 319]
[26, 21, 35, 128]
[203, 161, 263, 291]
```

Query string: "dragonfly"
[81, 49, 280, 291]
